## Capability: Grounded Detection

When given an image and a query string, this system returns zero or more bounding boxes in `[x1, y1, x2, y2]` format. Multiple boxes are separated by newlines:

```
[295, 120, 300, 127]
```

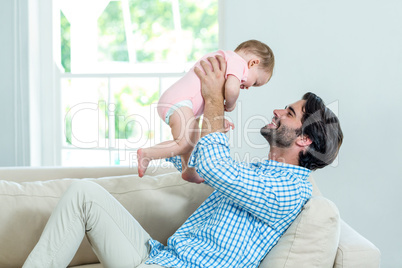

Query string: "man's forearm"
[195, 55, 227, 138]
[201, 97, 225, 138]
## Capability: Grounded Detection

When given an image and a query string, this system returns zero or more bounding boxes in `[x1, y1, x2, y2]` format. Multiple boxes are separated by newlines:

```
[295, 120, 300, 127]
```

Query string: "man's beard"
[260, 124, 301, 148]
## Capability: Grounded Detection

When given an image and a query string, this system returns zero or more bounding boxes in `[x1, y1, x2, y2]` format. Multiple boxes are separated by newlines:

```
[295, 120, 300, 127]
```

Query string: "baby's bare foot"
[137, 148, 150, 178]
[182, 168, 204, 184]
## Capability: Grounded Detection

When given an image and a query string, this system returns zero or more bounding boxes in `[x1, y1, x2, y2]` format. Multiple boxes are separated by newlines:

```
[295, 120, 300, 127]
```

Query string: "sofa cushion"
[0, 171, 212, 268]
[334, 220, 381, 268]
[259, 196, 341, 268]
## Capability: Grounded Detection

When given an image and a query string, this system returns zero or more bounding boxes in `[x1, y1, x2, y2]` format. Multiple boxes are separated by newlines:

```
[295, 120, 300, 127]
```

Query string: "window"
[57, 0, 218, 166]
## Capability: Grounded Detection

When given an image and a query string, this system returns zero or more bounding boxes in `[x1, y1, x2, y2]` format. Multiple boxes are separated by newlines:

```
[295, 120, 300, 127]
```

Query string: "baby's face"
[241, 68, 272, 90]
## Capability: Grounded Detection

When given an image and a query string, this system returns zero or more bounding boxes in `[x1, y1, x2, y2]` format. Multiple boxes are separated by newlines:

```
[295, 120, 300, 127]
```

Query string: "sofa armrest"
[334, 220, 380, 268]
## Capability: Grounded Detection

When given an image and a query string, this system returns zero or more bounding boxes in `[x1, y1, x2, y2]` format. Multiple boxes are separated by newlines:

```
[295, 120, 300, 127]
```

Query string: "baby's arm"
[224, 75, 241, 112]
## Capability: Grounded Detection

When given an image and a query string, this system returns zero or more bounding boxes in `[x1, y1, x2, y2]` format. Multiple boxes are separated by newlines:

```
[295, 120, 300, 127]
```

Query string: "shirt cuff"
[166, 132, 228, 173]
[165, 156, 183, 172]
[188, 132, 229, 168]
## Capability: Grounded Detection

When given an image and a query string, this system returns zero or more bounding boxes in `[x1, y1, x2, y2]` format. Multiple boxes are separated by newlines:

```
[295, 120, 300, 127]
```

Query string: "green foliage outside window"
[113, 85, 159, 139]
[97, 0, 218, 63]
[61, 0, 218, 147]
[97, 1, 129, 62]
[60, 11, 71, 72]
[60, 0, 218, 68]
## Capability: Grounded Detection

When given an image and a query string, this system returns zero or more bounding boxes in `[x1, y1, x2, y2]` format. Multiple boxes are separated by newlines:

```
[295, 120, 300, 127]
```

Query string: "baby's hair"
[234, 40, 275, 73]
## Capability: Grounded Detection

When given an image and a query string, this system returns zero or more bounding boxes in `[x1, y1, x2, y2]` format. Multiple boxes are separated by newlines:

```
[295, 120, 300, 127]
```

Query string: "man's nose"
[273, 109, 284, 117]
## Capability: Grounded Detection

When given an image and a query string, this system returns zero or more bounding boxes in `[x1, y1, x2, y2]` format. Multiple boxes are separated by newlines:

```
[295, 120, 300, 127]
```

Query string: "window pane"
[98, 1, 128, 62]
[61, 78, 109, 149]
[110, 149, 135, 166]
[94, 0, 218, 69]
[110, 77, 160, 150]
[127, 0, 175, 63]
[62, 149, 110, 166]
[58, 0, 218, 166]
[60, 10, 71, 72]
[110, 150, 167, 168]
[180, 0, 219, 61]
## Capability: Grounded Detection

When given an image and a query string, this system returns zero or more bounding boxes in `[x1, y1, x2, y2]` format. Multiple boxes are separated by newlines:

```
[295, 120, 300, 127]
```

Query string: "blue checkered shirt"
[146, 132, 312, 267]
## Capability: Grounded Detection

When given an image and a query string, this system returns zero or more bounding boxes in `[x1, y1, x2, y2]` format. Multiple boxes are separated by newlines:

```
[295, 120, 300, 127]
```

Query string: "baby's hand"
[224, 119, 235, 133]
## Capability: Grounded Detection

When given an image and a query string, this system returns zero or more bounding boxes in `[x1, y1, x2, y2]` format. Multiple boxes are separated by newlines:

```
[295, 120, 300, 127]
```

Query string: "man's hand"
[194, 55, 227, 104]
[194, 55, 227, 137]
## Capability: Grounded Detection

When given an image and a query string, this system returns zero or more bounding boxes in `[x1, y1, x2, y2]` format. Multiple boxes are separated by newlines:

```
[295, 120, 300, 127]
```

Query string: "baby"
[137, 39, 275, 183]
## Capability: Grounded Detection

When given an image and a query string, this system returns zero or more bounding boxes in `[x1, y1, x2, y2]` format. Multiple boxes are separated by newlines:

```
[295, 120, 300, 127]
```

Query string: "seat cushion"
[260, 196, 341, 268]
[0, 171, 212, 268]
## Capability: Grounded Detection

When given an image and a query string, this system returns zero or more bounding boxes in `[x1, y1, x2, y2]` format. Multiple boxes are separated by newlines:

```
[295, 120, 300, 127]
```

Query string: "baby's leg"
[138, 107, 196, 177]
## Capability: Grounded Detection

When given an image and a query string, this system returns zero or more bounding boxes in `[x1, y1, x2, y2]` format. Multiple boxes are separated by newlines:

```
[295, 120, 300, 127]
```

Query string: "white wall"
[0, 0, 60, 167]
[0, 0, 16, 166]
[223, 0, 402, 267]
[0, 0, 31, 167]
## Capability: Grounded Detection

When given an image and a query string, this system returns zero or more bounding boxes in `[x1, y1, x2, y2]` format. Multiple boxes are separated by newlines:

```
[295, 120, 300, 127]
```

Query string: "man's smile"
[267, 117, 279, 129]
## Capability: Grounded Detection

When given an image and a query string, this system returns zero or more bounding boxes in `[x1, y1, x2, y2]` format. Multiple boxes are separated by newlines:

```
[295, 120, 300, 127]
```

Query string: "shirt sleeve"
[225, 56, 248, 82]
[188, 132, 311, 224]
[165, 156, 183, 172]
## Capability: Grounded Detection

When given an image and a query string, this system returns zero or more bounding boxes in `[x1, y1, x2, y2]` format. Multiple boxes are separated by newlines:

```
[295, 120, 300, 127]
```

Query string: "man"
[23, 56, 343, 268]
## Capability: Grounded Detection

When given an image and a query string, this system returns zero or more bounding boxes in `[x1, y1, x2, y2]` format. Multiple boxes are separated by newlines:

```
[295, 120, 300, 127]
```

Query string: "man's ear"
[296, 135, 312, 149]
[248, 58, 260, 68]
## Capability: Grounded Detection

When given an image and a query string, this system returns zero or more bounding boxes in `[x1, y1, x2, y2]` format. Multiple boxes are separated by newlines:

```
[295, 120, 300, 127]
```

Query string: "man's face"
[260, 99, 306, 148]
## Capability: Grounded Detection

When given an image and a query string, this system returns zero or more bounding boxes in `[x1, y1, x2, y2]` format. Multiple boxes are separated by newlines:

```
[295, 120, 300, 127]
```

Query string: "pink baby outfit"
[157, 50, 249, 124]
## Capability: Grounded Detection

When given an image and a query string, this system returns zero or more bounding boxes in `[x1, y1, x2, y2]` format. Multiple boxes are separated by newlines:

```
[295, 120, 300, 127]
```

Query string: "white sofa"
[0, 165, 380, 268]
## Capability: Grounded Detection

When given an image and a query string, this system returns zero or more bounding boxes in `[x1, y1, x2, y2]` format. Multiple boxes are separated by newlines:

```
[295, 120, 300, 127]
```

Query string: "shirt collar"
[263, 160, 311, 178]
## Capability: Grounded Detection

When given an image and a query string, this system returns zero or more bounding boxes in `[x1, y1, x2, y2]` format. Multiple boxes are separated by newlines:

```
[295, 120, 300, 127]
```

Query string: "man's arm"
[191, 56, 312, 223]
[194, 55, 227, 138]
[166, 56, 227, 174]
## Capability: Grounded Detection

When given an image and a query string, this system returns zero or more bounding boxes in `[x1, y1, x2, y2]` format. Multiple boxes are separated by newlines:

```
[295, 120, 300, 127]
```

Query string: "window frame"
[34, 0, 223, 166]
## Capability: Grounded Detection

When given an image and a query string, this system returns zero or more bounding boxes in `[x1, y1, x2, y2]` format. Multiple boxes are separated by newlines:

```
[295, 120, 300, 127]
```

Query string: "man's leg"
[23, 181, 151, 268]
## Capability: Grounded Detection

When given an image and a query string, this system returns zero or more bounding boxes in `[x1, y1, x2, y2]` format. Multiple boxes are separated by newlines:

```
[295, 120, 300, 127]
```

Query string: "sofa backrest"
[0, 165, 176, 183]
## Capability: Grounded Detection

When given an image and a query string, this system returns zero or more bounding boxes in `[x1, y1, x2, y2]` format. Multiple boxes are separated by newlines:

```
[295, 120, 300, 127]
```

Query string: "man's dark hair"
[298, 92, 343, 170]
